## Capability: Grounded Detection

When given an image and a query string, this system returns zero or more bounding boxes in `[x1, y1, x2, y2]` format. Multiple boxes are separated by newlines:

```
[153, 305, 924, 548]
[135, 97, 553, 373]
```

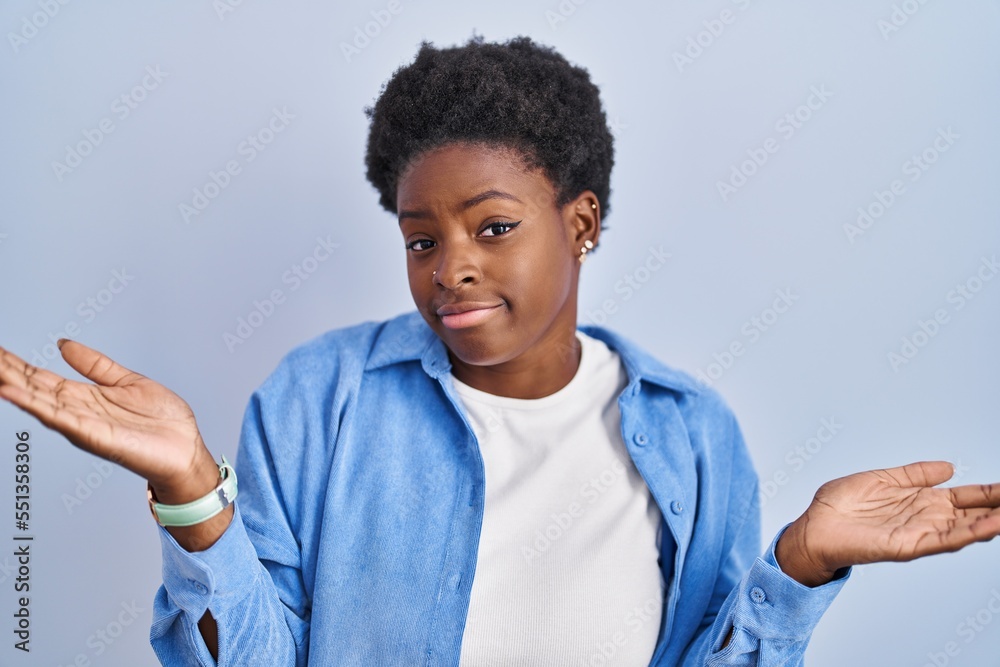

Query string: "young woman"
[1, 34, 998, 667]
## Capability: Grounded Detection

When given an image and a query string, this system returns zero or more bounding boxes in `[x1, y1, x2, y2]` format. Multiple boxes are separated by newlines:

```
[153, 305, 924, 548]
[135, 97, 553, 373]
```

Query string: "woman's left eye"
[480, 220, 521, 237]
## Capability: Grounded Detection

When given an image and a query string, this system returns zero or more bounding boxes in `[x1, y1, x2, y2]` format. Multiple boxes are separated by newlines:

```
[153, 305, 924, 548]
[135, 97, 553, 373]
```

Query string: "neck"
[448, 326, 582, 399]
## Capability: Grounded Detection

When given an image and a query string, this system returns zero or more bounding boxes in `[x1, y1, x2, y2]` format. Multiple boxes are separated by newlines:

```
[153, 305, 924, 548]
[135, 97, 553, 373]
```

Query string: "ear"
[563, 190, 601, 258]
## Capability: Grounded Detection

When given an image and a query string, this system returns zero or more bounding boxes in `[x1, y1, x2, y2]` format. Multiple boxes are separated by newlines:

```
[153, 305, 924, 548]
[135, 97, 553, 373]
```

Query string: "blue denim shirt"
[149, 310, 849, 666]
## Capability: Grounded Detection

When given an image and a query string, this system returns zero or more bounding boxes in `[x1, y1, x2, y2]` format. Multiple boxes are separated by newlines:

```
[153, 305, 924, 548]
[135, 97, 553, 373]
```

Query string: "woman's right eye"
[406, 239, 434, 251]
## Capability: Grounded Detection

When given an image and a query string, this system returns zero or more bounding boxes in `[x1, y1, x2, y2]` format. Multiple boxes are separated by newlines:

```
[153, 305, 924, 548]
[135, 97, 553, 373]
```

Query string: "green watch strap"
[147, 456, 238, 527]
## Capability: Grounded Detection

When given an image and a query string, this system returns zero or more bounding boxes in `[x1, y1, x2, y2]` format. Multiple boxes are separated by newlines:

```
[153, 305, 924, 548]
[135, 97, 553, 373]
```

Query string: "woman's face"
[396, 142, 600, 377]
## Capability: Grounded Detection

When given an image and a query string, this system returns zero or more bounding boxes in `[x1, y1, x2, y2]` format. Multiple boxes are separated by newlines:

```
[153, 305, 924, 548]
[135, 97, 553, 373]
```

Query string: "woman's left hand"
[775, 461, 1000, 587]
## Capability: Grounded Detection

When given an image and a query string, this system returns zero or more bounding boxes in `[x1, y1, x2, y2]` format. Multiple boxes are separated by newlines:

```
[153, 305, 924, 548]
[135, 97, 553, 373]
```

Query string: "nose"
[433, 242, 481, 289]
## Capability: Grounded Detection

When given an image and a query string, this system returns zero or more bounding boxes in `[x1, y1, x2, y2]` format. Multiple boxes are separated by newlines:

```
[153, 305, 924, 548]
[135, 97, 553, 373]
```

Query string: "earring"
[591, 203, 597, 209]
[578, 239, 594, 263]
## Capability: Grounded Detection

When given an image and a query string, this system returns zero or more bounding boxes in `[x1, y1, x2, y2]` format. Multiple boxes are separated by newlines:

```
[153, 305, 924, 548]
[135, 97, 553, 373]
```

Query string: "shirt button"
[633, 433, 648, 446]
[448, 573, 462, 590]
[670, 500, 683, 514]
[750, 587, 766, 604]
[189, 579, 208, 595]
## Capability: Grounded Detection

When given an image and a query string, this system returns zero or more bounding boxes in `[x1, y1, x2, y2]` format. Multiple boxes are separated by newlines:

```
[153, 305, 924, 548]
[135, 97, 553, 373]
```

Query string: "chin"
[437, 328, 513, 368]
[435, 315, 527, 368]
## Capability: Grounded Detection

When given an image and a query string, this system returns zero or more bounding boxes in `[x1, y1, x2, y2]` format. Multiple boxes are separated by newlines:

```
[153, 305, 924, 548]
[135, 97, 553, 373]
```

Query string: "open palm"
[779, 461, 1000, 585]
[0, 339, 210, 491]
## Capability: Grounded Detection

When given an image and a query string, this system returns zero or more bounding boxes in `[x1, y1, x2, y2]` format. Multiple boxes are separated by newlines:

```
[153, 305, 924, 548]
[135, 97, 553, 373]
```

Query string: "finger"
[917, 510, 1000, 556]
[0, 382, 128, 462]
[877, 461, 955, 488]
[0, 377, 62, 420]
[0, 346, 99, 417]
[0, 382, 84, 438]
[949, 483, 1000, 509]
[969, 509, 1000, 542]
[0, 345, 68, 392]
[58, 339, 142, 387]
[0, 354, 63, 414]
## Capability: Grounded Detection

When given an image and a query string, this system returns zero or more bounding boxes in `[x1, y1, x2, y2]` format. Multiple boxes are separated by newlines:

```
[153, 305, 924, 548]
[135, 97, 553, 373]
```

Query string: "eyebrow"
[397, 189, 523, 224]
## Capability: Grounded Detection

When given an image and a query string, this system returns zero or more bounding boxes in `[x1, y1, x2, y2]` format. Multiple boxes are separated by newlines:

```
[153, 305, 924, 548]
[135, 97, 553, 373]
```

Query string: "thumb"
[57, 339, 140, 387]
[881, 460, 955, 488]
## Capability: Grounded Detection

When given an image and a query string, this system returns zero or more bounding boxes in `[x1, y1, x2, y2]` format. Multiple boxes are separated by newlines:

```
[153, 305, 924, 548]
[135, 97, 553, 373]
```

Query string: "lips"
[436, 301, 504, 329]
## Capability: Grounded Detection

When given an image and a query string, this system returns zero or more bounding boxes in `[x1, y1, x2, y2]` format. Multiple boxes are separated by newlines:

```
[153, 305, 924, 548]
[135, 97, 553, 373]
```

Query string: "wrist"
[150, 454, 224, 505]
[149, 455, 236, 528]
[775, 519, 840, 587]
[151, 454, 237, 552]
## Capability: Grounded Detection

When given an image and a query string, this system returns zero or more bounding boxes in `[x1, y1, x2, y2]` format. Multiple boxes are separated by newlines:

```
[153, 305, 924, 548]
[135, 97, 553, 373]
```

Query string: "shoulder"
[279, 318, 382, 371]
[255, 311, 422, 400]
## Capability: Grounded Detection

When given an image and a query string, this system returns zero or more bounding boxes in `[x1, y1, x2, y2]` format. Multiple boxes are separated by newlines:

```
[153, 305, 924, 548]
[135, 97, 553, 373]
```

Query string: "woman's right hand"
[2, 338, 231, 651]
[0, 338, 219, 503]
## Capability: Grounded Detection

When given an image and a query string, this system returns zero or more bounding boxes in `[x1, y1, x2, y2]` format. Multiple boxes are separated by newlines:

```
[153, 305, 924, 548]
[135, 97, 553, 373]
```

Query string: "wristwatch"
[147, 456, 238, 527]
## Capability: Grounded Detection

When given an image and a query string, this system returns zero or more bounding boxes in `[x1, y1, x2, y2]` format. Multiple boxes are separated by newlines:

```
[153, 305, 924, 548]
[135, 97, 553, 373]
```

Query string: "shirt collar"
[364, 310, 703, 396]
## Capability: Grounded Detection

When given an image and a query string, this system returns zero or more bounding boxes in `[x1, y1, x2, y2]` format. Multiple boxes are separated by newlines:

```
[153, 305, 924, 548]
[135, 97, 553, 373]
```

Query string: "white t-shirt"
[453, 330, 665, 666]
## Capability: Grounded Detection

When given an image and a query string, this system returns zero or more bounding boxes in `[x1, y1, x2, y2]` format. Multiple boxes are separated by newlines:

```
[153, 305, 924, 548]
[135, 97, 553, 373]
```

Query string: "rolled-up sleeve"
[682, 523, 850, 666]
[149, 502, 308, 666]
[731, 526, 850, 643]
[674, 401, 851, 667]
[149, 386, 311, 667]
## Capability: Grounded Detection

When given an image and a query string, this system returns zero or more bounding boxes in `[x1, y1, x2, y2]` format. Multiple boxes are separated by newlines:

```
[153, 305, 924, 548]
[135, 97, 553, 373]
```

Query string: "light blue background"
[1, 1, 998, 665]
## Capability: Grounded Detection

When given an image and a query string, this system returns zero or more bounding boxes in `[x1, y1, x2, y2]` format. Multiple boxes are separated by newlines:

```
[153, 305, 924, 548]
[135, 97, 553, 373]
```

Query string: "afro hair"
[363, 32, 615, 227]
